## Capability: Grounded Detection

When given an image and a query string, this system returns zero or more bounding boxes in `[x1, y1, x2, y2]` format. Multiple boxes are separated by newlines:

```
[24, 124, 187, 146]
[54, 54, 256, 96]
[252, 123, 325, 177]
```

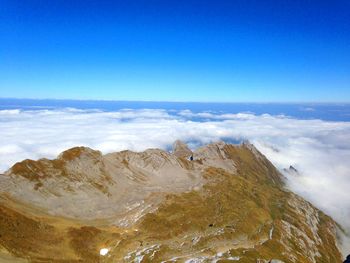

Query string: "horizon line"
[1, 97, 350, 105]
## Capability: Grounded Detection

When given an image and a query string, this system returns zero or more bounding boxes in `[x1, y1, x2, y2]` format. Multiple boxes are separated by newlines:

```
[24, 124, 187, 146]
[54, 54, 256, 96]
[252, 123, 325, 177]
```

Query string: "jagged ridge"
[0, 141, 343, 262]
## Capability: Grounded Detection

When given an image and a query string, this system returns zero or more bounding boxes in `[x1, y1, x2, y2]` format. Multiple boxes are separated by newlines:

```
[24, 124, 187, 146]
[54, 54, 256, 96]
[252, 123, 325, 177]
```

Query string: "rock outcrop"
[0, 141, 344, 262]
[172, 140, 193, 159]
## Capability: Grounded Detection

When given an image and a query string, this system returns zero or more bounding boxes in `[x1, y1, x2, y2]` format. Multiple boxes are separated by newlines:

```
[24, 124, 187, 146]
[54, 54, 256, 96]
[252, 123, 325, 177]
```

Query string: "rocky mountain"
[0, 141, 344, 262]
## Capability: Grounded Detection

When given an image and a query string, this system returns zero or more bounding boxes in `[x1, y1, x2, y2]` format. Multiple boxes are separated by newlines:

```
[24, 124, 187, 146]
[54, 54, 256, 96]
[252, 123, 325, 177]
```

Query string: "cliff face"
[0, 142, 343, 262]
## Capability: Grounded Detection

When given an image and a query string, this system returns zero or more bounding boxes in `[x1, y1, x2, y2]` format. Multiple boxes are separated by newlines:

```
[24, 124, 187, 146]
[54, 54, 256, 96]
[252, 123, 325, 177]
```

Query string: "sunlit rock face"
[0, 141, 344, 262]
[172, 140, 193, 159]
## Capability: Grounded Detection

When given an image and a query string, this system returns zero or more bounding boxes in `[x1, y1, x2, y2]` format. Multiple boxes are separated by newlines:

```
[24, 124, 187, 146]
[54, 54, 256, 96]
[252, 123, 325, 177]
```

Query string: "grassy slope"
[0, 145, 343, 262]
[136, 146, 342, 262]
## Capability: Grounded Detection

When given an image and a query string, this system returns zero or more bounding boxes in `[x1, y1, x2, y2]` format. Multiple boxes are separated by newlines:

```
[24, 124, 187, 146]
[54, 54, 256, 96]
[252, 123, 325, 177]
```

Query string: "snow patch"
[99, 248, 109, 256]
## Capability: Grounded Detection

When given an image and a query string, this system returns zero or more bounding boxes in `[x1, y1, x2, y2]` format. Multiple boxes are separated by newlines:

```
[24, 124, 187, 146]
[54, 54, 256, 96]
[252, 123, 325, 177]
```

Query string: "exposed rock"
[0, 141, 343, 262]
[172, 140, 193, 159]
[283, 165, 299, 176]
[193, 141, 237, 171]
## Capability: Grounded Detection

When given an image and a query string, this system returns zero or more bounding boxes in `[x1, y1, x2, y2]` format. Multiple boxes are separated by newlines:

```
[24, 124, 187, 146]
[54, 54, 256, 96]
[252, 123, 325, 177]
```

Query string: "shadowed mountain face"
[0, 141, 343, 262]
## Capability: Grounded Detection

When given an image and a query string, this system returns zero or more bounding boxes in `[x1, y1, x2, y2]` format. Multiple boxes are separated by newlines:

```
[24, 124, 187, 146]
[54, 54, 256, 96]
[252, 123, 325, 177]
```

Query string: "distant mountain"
[0, 141, 343, 262]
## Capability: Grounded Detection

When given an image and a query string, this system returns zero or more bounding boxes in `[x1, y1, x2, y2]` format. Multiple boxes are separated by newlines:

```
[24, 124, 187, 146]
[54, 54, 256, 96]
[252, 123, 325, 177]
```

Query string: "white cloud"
[1, 107, 350, 252]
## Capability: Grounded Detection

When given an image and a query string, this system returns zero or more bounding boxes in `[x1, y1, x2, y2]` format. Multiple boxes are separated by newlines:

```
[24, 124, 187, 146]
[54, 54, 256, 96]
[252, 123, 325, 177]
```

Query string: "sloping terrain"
[0, 141, 343, 262]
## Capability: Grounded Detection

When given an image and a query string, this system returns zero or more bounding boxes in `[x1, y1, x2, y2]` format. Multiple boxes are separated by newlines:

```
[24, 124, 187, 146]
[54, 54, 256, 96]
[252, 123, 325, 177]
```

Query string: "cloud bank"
[1, 107, 350, 252]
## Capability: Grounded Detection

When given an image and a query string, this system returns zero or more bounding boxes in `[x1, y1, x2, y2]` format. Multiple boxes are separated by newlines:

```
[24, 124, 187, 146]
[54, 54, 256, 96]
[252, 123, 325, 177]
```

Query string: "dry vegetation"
[0, 143, 343, 262]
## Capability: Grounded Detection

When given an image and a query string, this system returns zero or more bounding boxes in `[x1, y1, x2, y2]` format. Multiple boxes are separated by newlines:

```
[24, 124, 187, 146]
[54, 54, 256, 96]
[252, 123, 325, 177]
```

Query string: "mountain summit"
[0, 141, 343, 262]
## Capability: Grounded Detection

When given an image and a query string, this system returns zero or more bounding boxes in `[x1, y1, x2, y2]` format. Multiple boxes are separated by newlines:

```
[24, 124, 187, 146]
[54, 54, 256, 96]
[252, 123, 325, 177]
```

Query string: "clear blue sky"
[1, 0, 350, 102]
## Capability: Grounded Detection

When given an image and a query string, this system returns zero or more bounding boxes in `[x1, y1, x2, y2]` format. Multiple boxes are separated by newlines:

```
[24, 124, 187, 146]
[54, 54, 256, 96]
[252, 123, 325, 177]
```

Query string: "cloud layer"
[1, 107, 350, 252]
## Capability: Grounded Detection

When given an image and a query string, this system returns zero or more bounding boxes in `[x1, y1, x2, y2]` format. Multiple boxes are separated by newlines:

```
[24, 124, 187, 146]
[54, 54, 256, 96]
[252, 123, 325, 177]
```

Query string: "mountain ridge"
[0, 141, 344, 262]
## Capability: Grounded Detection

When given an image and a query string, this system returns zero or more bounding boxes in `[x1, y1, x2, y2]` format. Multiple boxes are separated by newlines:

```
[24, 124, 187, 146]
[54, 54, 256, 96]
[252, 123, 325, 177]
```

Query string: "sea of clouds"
[1, 107, 350, 253]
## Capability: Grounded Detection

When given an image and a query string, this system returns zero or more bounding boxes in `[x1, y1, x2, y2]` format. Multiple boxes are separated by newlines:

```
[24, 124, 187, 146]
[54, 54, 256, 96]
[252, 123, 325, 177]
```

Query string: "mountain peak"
[172, 140, 192, 158]
[0, 141, 344, 262]
[58, 146, 102, 161]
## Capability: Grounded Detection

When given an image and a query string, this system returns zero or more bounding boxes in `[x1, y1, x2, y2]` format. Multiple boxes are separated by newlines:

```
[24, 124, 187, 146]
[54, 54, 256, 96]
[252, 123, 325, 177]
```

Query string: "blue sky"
[1, 0, 350, 102]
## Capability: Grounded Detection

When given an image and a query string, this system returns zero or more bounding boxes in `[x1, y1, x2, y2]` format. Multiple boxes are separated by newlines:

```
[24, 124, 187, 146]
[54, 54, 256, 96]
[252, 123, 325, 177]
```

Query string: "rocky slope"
[0, 141, 344, 262]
